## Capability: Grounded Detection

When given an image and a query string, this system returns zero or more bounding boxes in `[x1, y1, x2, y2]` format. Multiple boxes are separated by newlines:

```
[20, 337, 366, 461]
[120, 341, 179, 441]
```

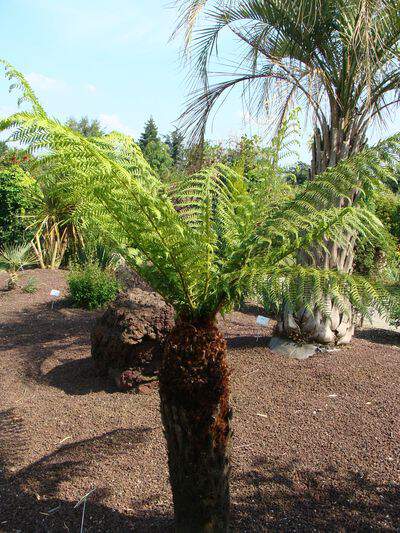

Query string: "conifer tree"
[138, 117, 159, 151]
[166, 128, 186, 168]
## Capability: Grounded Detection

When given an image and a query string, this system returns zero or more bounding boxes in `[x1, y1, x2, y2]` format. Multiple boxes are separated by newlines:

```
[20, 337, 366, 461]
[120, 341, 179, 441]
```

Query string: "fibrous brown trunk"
[279, 114, 368, 345]
[159, 319, 232, 532]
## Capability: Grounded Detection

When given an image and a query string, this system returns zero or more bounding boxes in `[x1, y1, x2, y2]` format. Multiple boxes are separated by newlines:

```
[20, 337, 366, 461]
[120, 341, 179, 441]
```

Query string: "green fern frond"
[0, 61, 45, 116]
[260, 266, 393, 321]
[1, 61, 399, 320]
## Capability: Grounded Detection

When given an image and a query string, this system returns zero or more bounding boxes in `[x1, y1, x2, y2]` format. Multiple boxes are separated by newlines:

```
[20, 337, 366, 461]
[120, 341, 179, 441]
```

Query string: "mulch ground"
[0, 269, 399, 532]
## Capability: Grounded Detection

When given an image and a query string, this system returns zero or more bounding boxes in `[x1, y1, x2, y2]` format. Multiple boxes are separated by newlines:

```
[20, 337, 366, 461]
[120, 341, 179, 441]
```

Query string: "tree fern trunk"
[279, 119, 366, 345]
[159, 319, 232, 532]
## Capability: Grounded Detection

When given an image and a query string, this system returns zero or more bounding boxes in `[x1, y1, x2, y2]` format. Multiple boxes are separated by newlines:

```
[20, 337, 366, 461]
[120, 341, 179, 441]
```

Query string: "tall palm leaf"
[176, 0, 400, 151]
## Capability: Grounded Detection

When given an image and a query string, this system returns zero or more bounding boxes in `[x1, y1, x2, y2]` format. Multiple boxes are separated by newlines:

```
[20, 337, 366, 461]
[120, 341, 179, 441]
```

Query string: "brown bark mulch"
[0, 269, 399, 532]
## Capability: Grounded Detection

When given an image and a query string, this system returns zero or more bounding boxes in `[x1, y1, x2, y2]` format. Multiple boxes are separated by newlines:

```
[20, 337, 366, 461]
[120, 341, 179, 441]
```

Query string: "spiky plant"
[174, 0, 400, 343]
[1, 61, 399, 530]
[27, 170, 86, 269]
[0, 242, 35, 289]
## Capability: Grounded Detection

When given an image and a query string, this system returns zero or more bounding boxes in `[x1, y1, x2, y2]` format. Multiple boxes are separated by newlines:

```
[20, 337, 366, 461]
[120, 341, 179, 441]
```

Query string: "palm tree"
[1, 61, 398, 531]
[0, 243, 35, 289]
[175, 0, 400, 344]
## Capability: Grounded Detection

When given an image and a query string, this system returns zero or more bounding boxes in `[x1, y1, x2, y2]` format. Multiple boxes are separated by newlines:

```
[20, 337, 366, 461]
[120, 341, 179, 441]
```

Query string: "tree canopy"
[66, 116, 104, 138]
[176, 0, 400, 163]
[139, 117, 173, 175]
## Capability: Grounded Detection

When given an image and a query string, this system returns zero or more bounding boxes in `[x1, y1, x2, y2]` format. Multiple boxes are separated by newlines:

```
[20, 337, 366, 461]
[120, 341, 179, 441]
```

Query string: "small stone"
[137, 384, 153, 395]
[269, 337, 317, 360]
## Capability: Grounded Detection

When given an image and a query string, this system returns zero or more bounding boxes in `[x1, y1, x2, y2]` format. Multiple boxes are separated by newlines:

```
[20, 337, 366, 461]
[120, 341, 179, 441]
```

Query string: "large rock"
[115, 264, 152, 292]
[91, 289, 175, 391]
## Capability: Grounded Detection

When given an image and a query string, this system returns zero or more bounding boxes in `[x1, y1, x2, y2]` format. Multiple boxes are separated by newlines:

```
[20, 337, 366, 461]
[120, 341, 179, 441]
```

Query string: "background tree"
[29, 169, 87, 269]
[390, 165, 400, 193]
[142, 139, 173, 176]
[2, 63, 398, 530]
[66, 116, 104, 138]
[138, 116, 159, 151]
[139, 117, 173, 176]
[176, 0, 400, 344]
[285, 161, 310, 185]
[0, 158, 37, 247]
[354, 187, 400, 279]
[165, 128, 186, 168]
[0, 140, 8, 157]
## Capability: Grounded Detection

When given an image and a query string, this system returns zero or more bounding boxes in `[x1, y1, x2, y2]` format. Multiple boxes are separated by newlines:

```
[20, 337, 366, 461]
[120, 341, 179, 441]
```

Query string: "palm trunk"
[279, 115, 368, 345]
[159, 319, 232, 532]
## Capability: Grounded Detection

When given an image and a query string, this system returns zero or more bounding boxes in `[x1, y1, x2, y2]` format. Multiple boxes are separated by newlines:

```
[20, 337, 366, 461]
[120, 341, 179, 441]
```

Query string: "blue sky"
[0, 1, 248, 140]
[0, 0, 399, 163]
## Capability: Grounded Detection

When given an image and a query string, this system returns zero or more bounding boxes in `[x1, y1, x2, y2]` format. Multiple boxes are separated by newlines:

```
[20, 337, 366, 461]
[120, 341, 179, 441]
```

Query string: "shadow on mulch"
[1, 409, 399, 531]
[232, 456, 400, 531]
[1, 300, 99, 382]
[236, 303, 266, 317]
[227, 335, 270, 350]
[43, 357, 117, 395]
[0, 408, 172, 532]
[355, 327, 400, 346]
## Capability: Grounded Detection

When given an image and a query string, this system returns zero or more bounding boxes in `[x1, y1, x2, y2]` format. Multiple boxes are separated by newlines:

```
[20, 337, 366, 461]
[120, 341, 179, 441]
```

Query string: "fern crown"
[0, 61, 398, 320]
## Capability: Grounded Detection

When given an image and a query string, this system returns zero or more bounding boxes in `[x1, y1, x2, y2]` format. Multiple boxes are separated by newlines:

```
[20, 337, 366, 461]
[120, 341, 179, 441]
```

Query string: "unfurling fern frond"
[0, 61, 45, 116]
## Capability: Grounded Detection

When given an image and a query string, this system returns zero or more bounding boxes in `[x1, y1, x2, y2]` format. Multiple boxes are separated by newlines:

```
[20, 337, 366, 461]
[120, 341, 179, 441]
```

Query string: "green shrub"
[73, 242, 121, 271]
[390, 305, 400, 328]
[259, 287, 281, 317]
[374, 189, 400, 241]
[22, 276, 38, 293]
[0, 163, 37, 247]
[68, 264, 121, 310]
[387, 286, 400, 328]
[0, 243, 36, 290]
[354, 188, 400, 279]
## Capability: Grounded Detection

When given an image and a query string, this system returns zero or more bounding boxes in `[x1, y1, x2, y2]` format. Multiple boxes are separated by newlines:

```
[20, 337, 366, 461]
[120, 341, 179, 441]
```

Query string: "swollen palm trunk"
[159, 319, 232, 532]
[278, 124, 364, 345]
[278, 237, 356, 344]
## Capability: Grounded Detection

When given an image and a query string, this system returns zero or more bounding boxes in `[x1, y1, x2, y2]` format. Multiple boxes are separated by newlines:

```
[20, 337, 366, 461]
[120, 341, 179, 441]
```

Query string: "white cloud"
[84, 83, 97, 94]
[26, 72, 65, 91]
[99, 113, 135, 137]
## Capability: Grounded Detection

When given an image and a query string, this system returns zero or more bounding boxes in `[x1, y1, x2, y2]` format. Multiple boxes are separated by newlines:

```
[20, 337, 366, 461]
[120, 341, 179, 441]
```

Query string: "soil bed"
[0, 269, 399, 531]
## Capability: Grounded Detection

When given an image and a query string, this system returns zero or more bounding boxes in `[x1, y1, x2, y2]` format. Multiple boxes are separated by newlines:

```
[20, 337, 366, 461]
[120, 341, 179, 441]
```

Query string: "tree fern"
[3, 60, 400, 530]
[0, 61, 398, 320]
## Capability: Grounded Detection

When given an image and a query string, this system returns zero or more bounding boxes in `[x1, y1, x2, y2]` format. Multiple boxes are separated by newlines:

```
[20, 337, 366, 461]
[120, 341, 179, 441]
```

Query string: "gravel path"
[0, 269, 399, 531]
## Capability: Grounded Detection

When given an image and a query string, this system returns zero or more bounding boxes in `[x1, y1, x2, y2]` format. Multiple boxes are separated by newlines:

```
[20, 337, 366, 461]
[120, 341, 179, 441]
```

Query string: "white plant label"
[50, 289, 60, 297]
[256, 315, 269, 326]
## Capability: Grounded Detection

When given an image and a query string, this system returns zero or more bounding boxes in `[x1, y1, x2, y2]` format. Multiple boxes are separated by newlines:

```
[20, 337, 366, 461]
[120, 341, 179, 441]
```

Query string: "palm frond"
[0, 243, 36, 272]
[176, 0, 400, 142]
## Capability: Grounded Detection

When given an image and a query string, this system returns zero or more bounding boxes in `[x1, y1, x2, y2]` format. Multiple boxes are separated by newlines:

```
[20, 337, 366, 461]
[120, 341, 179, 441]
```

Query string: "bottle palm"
[174, 0, 400, 343]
